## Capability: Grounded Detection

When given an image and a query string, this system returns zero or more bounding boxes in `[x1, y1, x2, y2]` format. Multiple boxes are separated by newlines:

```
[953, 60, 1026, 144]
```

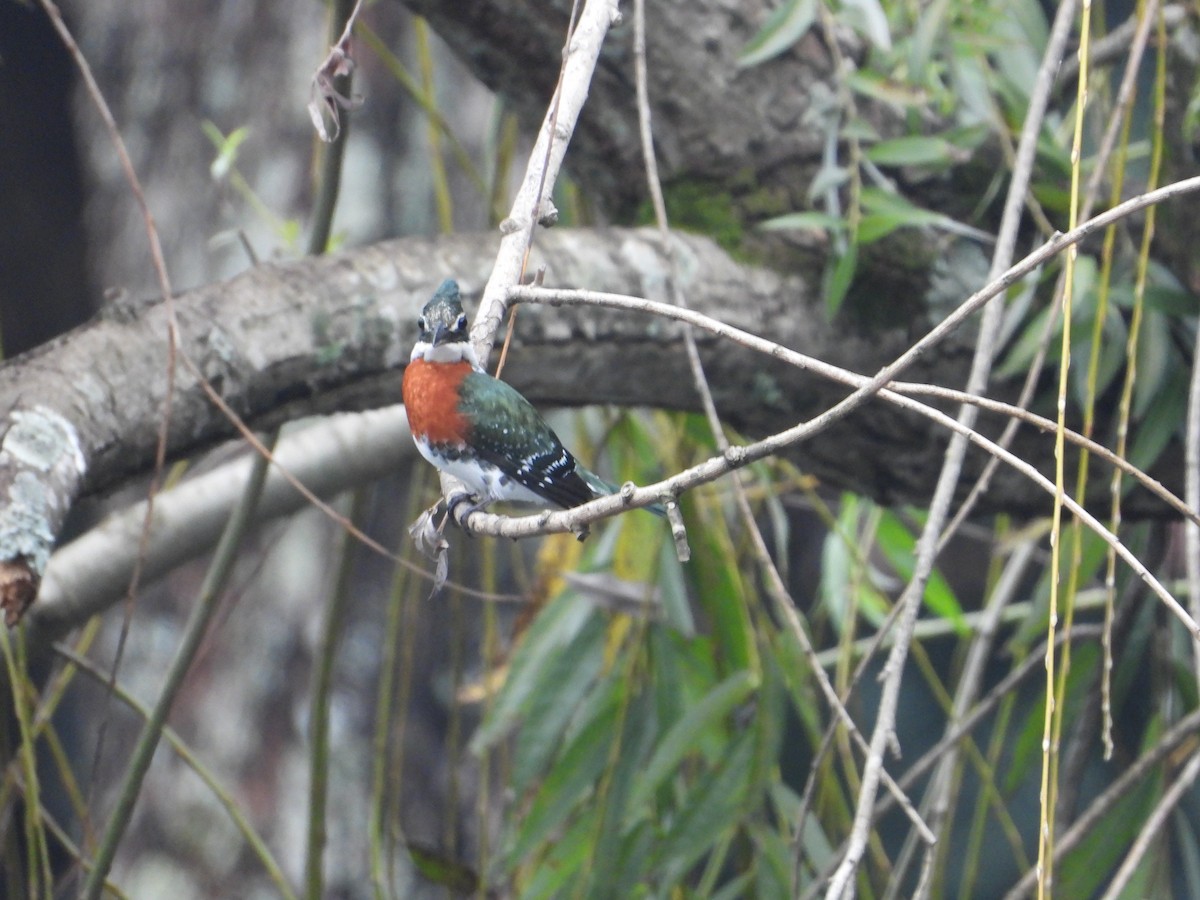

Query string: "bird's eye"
[455, 313, 467, 330]
[417, 315, 427, 331]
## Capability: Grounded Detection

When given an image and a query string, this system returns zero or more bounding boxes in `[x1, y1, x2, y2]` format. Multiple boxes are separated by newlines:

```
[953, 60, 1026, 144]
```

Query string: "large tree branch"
[0, 215, 1191, 621]
[26, 408, 416, 647]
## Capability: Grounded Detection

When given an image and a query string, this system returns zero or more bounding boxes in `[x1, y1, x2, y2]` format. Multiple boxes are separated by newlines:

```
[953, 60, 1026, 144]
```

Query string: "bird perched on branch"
[402, 279, 662, 520]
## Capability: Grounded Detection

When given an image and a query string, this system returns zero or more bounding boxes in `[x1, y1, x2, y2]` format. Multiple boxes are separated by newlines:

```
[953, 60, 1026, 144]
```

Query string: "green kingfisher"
[403, 279, 648, 516]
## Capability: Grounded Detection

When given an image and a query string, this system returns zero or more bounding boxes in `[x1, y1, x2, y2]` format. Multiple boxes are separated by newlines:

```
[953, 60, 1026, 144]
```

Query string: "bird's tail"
[580, 469, 667, 518]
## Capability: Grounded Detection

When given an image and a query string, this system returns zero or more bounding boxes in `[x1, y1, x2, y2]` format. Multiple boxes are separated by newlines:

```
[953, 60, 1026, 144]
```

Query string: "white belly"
[414, 438, 549, 507]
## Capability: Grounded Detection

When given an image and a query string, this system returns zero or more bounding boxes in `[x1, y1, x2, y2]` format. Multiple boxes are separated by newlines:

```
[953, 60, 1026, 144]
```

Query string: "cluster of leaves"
[467, 413, 798, 896]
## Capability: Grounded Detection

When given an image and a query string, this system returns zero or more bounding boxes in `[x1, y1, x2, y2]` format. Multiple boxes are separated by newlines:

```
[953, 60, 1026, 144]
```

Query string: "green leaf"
[821, 495, 887, 633]
[1132, 309, 1171, 420]
[779, 780, 835, 872]
[948, 54, 995, 125]
[825, 242, 858, 317]
[1055, 753, 1159, 898]
[1176, 809, 1200, 899]
[711, 872, 757, 900]
[657, 536, 696, 636]
[841, 117, 880, 142]
[505, 672, 623, 864]
[751, 822, 795, 899]
[875, 510, 967, 634]
[856, 213, 911, 244]
[809, 163, 851, 199]
[655, 730, 757, 886]
[684, 506, 758, 674]
[841, 0, 892, 51]
[859, 185, 936, 217]
[909, 0, 950, 85]
[625, 670, 758, 823]
[759, 211, 846, 233]
[1142, 283, 1200, 317]
[769, 628, 820, 741]
[1128, 368, 1187, 473]
[846, 70, 930, 109]
[864, 135, 957, 167]
[855, 187, 990, 243]
[405, 842, 479, 893]
[1031, 181, 1072, 214]
[990, 0, 1047, 99]
[737, 0, 818, 68]
[517, 805, 597, 899]
[470, 592, 594, 752]
[1011, 532, 1108, 651]
[510, 612, 607, 794]
[587, 687, 660, 896]
[996, 305, 1054, 380]
[1071, 306, 1128, 409]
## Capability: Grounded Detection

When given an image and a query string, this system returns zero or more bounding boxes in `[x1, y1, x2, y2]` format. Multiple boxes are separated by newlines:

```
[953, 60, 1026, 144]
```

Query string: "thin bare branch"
[470, 0, 619, 360]
[828, 2, 1081, 890]
[485, 286, 1199, 642]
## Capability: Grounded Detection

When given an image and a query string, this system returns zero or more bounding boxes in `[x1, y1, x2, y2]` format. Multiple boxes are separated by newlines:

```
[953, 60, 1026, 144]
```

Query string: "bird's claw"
[447, 490, 485, 535]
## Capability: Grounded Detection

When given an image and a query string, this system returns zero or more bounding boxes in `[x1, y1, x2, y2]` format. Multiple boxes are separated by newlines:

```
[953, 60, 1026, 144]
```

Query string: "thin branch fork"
[422, 0, 621, 529]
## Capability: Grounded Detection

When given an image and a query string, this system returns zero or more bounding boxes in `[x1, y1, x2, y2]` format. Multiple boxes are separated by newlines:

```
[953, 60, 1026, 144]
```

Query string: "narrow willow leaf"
[711, 872, 757, 900]
[856, 213, 912, 244]
[775, 780, 835, 872]
[841, 0, 892, 50]
[655, 730, 757, 886]
[470, 592, 593, 752]
[769, 628, 820, 740]
[405, 844, 478, 893]
[588, 687, 660, 895]
[808, 163, 851, 198]
[505, 674, 623, 864]
[759, 211, 846, 233]
[657, 537, 695, 636]
[737, 0, 817, 68]
[684, 506, 757, 673]
[996, 305, 1054, 380]
[625, 670, 758, 821]
[990, 0, 1046, 99]
[864, 135, 956, 167]
[909, 0, 950, 83]
[1128, 370, 1187, 473]
[1055, 763, 1159, 898]
[1132, 309, 1171, 420]
[515, 805, 597, 899]
[825, 242, 858, 318]
[875, 510, 967, 634]
[510, 612, 607, 794]
[1176, 811, 1200, 898]
[751, 822, 795, 899]
[846, 70, 929, 108]
[1143, 283, 1200, 317]
[948, 54, 994, 125]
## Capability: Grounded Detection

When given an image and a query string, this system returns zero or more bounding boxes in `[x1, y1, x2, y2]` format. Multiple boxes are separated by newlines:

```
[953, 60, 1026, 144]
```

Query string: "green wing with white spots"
[456, 371, 598, 509]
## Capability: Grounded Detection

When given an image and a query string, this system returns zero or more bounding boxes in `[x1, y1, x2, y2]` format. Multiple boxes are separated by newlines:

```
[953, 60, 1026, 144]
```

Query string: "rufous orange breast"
[402, 358, 473, 446]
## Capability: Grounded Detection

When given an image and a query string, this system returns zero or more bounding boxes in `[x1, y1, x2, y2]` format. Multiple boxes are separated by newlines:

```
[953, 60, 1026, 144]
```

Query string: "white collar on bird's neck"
[410, 338, 483, 371]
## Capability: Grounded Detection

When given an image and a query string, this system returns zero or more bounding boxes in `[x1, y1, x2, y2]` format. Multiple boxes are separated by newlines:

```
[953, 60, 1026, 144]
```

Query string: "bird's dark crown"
[417, 279, 469, 346]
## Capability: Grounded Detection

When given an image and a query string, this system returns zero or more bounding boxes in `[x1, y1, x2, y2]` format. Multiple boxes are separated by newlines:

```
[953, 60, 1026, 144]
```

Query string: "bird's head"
[411, 279, 480, 367]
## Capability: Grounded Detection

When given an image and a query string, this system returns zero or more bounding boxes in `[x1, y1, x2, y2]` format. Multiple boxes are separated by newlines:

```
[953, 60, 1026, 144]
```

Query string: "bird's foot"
[447, 490, 486, 535]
